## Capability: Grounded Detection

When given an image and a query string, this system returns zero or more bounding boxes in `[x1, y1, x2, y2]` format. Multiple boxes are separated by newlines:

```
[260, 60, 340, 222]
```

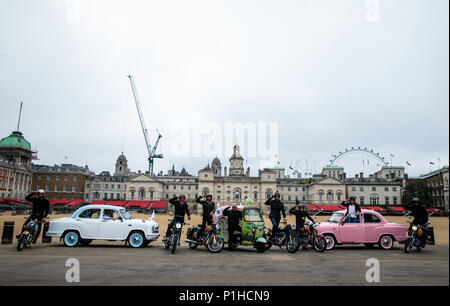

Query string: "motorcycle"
[17, 217, 43, 251]
[404, 212, 435, 253]
[265, 222, 299, 253]
[297, 221, 327, 252]
[185, 224, 224, 253]
[165, 218, 188, 254]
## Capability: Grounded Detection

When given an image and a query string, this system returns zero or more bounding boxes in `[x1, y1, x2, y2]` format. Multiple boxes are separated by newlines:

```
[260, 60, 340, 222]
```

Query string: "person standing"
[264, 192, 286, 235]
[222, 204, 242, 251]
[289, 200, 315, 237]
[341, 197, 361, 223]
[196, 194, 216, 234]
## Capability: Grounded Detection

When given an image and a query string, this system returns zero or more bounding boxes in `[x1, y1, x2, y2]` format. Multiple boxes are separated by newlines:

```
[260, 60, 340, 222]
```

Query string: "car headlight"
[412, 225, 418, 231]
[175, 223, 182, 229]
[152, 224, 159, 232]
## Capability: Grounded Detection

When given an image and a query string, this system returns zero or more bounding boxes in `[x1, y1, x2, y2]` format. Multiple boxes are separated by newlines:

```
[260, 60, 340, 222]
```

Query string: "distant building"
[0, 130, 36, 200]
[406, 166, 449, 211]
[84, 153, 135, 201]
[32, 163, 89, 200]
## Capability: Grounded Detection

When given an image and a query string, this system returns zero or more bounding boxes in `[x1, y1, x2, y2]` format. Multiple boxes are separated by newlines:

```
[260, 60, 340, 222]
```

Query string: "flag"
[390, 154, 395, 157]
[363, 159, 365, 166]
[367, 159, 369, 165]
[406, 161, 411, 166]
[430, 162, 435, 165]
[277, 161, 280, 165]
[438, 157, 441, 162]
[289, 166, 293, 170]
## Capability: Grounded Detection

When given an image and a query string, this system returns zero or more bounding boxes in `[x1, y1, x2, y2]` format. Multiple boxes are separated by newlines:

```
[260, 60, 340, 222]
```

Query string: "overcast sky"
[0, 0, 448, 178]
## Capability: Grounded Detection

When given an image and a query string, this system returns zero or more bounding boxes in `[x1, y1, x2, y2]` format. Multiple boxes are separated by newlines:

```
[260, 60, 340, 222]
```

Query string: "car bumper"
[145, 233, 160, 241]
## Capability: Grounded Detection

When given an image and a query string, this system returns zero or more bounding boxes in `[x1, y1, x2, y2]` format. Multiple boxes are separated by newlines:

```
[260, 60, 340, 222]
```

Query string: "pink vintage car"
[317, 209, 408, 250]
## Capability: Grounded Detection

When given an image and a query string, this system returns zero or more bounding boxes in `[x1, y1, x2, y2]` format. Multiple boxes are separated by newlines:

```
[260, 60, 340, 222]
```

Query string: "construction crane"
[127, 74, 163, 175]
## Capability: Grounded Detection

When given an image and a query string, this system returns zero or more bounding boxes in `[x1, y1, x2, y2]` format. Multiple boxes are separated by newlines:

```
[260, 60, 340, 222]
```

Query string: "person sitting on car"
[289, 200, 315, 238]
[222, 204, 242, 251]
[103, 210, 115, 221]
[341, 197, 361, 223]
[164, 194, 191, 241]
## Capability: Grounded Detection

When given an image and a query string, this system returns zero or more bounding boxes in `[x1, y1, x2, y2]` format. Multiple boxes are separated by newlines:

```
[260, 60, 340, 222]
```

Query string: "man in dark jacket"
[22, 189, 50, 243]
[341, 197, 361, 223]
[164, 194, 191, 240]
[264, 192, 286, 235]
[290, 200, 315, 237]
[222, 205, 242, 251]
[196, 194, 216, 234]
[404, 198, 429, 247]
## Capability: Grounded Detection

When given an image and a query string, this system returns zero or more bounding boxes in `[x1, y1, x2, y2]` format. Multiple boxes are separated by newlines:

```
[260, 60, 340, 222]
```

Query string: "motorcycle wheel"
[171, 235, 178, 254]
[404, 238, 413, 253]
[416, 244, 422, 252]
[17, 235, 26, 252]
[286, 236, 299, 253]
[207, 237, 224, 253]
[265, 241, 273, 251]
[313, 236, 326, 252]
[256, 242, 266, 253]
[189, 242, 199, 249]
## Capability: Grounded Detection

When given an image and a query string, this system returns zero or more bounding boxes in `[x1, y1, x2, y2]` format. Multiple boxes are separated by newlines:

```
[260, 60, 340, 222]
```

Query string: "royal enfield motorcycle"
[16, 217, 43, 251]
[185, 224, 224, 253]
[265, 222, 299, 253]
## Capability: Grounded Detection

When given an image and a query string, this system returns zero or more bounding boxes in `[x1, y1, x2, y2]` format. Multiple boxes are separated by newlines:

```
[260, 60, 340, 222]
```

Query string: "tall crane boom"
[127, 75, 163, 175]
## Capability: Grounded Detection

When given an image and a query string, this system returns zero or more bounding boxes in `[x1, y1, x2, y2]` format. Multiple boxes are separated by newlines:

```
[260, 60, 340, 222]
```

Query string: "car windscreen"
[120, 209, 133, 220]
[328, 212, 344, 223]
[244, 209, 263, 222]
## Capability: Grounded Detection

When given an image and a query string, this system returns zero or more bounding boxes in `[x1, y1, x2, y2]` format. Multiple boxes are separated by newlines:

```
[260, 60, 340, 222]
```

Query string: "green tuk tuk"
[217, 205, 267, 253]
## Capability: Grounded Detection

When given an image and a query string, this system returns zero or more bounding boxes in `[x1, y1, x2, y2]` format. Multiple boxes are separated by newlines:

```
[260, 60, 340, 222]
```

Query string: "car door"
[363, 212, 383, 242]
[339, 216, 365, 243]
[76, 208, 101, 238]
[98, 208, 126, 239]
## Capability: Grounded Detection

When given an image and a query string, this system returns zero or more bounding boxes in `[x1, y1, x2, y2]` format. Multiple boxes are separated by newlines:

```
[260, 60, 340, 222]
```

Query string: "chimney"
[360, 172, 364, 179]
[246, 167, 250, 177]
[224, 167, 227, 176]
[343, 172, 346, 179]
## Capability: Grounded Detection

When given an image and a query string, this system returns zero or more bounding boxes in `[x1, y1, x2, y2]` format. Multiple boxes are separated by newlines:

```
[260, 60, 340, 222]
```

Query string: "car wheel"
[379, 235, 394, 250]
[256, 242, 266, 253]
[63, 231, 80, 247]
[323, 235, 336, 250]
[128, 231, 145, 248]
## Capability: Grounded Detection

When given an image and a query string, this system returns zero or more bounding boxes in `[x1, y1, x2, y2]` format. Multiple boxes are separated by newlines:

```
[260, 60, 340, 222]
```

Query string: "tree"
[403, 181, 432, 206]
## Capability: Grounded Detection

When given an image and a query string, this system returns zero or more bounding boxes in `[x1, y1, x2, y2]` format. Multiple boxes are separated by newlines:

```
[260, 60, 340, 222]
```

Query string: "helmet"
[37, 189, 45, 194]
[412, 197, 420, 202]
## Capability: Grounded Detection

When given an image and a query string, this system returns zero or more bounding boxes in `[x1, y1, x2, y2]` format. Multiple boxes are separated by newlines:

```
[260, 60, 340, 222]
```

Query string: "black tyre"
[207, 237, 224, 253]
[379, 235, 394, 250]
[404, 238, 413, 253]
[324, 235, 336, 250]
[17, 235, 26, 252]
[265, 241, 273, 251]
[128, 231, 145, 248]
[313, 236, 326, 252]
[171, 235, 178, 254]
[189, 242, 199, 249]
[286, 236, 299, 253]
[63, 231, 80, 247]
[256, 242, 266, 253]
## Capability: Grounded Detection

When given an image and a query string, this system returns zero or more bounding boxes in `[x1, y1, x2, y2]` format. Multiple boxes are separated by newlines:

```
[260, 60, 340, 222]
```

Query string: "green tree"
[403, 181, 432, 206]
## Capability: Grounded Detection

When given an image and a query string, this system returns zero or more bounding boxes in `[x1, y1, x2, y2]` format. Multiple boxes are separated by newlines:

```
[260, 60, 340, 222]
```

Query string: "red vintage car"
[317, 209, 408, 250]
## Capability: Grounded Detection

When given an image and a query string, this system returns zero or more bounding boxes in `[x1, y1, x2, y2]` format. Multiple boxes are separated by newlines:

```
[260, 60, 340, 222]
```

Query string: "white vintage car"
[47, 205, 160, 248]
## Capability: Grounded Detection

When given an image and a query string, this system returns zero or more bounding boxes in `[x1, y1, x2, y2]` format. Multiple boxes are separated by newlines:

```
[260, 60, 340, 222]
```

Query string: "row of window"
[36, 184, 78, 192]
[87, 183, 123, 190]
[88, 192, 125, 200]
[165, 185, 198, 190]
[37, 175, 78, 181]
[351, 186, 397, 192]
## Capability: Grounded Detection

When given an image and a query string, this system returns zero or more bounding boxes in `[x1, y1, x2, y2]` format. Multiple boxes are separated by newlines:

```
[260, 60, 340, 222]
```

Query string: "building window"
[385, 187, 389, 192]
[54, 185, 58, 192]
[139, 189, 146, 199]
[327, 192, 333, 202]
[37, 175, 41, 181]
[370, 196, 379, 205]
[73, 176, 77, 181]
[372, 187, 376, 191]
[55, 175, 59, 180]
[64, 176, 68, 181]
[393, 187, 397, 191]
[72, 186, 76, 192]
[385, 197, 390, 205]
[352, 187, 356, 191]
[360, 197, 365, 205]
[131, 191, 135, 199]
[360, 187, 364, 192]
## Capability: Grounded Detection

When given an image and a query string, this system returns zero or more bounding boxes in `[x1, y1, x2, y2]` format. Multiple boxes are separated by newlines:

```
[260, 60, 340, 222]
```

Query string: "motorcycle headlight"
[290, 225, 296, 230]
[175, 223, 182, 229]
[412, 225, 418, 231]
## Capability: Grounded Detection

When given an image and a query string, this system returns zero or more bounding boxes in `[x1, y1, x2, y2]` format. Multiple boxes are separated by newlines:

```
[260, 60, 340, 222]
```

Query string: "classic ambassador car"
[47, 205, 160, 248]
[316, 209, 408, 250]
